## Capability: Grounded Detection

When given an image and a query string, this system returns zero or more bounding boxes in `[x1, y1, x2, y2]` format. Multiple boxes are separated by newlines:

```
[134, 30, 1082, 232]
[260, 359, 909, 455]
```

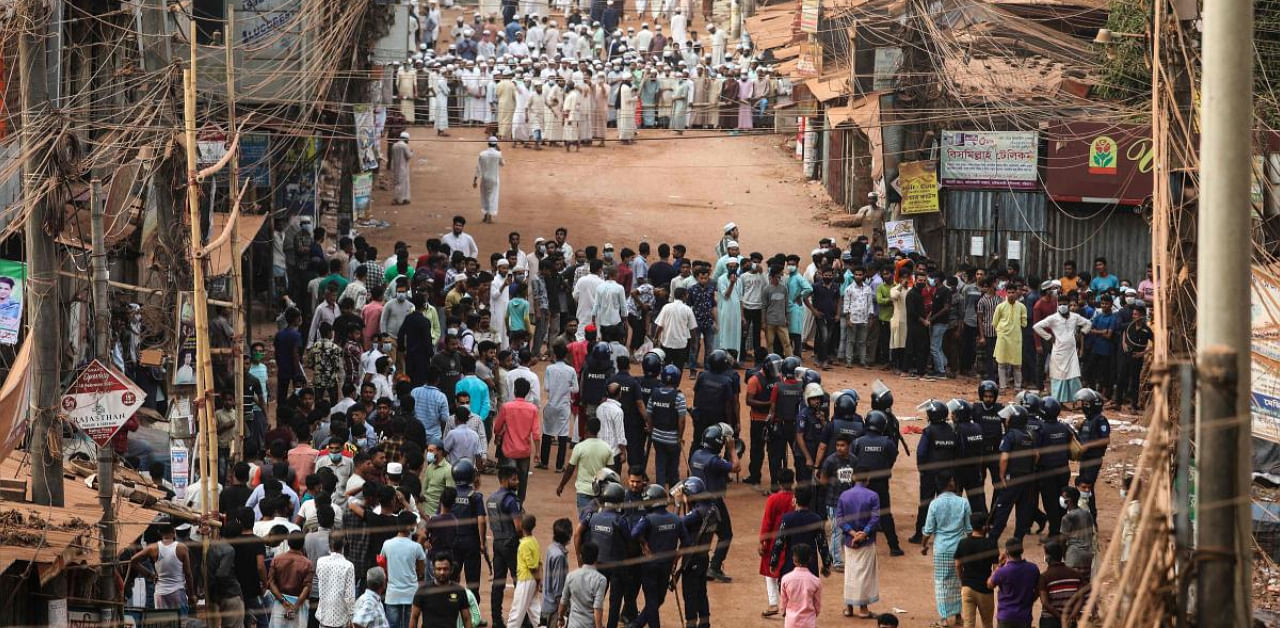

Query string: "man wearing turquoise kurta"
[785, 255, 813, 361]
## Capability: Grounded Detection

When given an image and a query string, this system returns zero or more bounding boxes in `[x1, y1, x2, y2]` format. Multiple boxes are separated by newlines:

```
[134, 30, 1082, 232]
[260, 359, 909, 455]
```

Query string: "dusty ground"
[344, 121, 1150, 626]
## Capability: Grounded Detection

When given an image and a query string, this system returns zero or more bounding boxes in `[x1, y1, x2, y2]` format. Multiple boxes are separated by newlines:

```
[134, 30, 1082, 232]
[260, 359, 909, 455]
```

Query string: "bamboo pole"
[226, 6, 246, 464]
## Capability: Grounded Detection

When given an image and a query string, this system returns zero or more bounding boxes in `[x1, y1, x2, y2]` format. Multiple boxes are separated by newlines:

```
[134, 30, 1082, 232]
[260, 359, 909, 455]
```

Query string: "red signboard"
[1043, 121, 1154, 206]
[60, 360, 146, 446]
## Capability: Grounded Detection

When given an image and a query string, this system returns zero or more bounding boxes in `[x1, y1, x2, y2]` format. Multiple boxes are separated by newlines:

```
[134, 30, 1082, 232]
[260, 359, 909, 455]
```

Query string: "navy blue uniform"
[853, 432, 901, 551]
[1076, 412, 1111, 484]
[647, 386, 684, 487]
[689, 448, 734, 571]
[768, 508, 832, 576]
[768, 379, 804, 489]
[486, 487, 522, 625]
[988, 427, 1037, 540]
[914, 422, 959, 538]
[631, 508, 686, 628]
[611, 371, 649, 469]
[975, 401, 1005, 504]
[453, 485, 487, 601]
[1037, 419, 1076, 536]
[691, 371, 734, 438]
[794, 405, 826, 483]
[953, 421, 987, 514]
[586, 508, 631, 628]
[680, 502, 720, 628]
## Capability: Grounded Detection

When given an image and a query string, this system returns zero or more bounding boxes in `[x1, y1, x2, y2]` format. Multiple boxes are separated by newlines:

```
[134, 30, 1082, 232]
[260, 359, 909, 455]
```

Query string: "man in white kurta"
[1033, 305, 1093, 401]
[709, 25, 727, 66]
[562, 80, 582, 150]
[397, 63, 418, 123]
[490, 260, 513, 349]
[544, 79, 564, 144]
[473, 138, 504, 222]
[527, 81, 548, 146]
[513, 78, 532, 144]
[389, 132, 413, 205]
[670, 7, 687, 45]
[432, 69, 451, 135]
[617, 79, 636, 142]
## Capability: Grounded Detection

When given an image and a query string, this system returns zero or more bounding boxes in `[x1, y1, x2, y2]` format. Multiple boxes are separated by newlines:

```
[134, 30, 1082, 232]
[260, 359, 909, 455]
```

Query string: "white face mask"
[1059, 496, 1070, 510]
[1058, 305, 1070, 316]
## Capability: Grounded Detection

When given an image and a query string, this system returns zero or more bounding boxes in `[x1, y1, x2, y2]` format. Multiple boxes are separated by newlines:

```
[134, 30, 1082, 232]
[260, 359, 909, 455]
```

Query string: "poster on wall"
[0, 260, 24, 345]
[1251, 267, 1280, 443]
[353, 173, 373, 217]
[885, 220, 918, 253]
[238, 134, 271, 187]
[355, 105, 380, 172]
[172, 291, 197, 386]
[939, 130, 1038, 189]
[899, 160, 939, 214]
[170, 440, 190, 500]
[800, 0, 820, 33]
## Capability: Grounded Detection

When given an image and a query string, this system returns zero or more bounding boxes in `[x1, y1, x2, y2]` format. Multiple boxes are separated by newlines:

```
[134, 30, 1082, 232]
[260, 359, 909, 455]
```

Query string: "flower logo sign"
[1088, 136, 1118, 175]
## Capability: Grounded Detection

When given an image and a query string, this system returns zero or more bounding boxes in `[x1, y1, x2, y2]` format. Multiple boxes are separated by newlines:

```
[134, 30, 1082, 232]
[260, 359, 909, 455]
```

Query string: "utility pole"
[226, 7, 246, 464]
[90, 180, 118, 616]
[1196, 0, 1253, 621]
[19, 0, 64, 507]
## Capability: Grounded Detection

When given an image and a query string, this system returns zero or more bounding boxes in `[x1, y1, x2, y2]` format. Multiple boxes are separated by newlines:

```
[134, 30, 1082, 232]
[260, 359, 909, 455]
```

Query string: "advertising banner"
[899, 160, 940, 214]
[0, 259, 24, 345]
[940, 130, 1039, 189]
[1042, 121, 1153, 205]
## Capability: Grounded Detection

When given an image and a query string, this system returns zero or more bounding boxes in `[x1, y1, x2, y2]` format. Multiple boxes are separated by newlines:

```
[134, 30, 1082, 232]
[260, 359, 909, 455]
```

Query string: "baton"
[482, 548, 494, 576]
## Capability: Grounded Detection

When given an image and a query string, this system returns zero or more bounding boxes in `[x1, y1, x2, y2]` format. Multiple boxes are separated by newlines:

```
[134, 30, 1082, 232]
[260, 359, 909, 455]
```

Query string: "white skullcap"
[723, 222, 737, 233]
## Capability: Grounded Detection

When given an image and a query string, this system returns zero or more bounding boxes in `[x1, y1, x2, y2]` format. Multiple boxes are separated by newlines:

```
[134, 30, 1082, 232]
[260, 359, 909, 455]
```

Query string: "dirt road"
[358, 126, 1138, 626]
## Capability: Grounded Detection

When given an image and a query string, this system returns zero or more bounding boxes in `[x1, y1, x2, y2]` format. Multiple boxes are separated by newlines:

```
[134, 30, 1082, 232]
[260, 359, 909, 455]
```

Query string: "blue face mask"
[426, 452, 437, 465]
[329, 452, 343, 463]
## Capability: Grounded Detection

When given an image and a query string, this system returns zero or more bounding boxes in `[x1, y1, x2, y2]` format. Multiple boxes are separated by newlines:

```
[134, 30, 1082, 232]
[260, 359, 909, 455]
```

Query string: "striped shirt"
[977, 293, 1001, 338]
[1038, 563, 1084, 620]
[645, 390, 687, 446]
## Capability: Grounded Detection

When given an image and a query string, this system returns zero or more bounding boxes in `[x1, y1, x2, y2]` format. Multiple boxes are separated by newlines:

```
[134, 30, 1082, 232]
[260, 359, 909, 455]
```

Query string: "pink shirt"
[361, 301, 384, 346]
[286, 445, 319, 492]
[493, 398, 542, 459]
[779, 567, 821, 628]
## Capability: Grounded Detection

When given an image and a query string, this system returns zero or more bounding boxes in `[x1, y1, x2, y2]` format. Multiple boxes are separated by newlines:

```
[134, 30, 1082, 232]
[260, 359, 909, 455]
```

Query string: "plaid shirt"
[351, 589, 390, 628]
[977, 293, 1001, 338]
[341, 509, 372, 577]
[364, 260, 387, 292]
[380, 434, 406, 464]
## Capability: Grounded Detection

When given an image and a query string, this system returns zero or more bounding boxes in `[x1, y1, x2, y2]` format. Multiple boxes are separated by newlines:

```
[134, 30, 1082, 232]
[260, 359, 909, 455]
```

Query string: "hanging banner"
[173, 291, 197, 386]
[800, 0, 820, 33]
[60, 360, 146, 447]
[238, 133, 271, 187]
[899, 160, 940, 214]
[355, 105, 380, 172]
[795, 41, 822, 78]
[170, 440, 190, 500]
[353, 173, 373, 217]
[940, 130, 1039, 189]
[0, 259, 25, 345]
[885, 219, 918, 253]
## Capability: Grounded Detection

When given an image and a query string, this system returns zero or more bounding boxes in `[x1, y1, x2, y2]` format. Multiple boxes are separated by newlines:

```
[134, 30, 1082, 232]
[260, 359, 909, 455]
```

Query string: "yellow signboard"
[900, 160, 940, 214]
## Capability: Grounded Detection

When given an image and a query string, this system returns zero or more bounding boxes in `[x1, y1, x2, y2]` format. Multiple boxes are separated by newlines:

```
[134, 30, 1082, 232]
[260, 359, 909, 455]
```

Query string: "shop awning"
[206, 212, 270, 277]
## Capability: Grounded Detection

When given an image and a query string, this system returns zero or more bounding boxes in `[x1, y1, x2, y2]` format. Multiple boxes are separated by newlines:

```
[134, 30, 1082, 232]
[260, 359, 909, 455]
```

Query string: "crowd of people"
[116, 215, 1154, 628]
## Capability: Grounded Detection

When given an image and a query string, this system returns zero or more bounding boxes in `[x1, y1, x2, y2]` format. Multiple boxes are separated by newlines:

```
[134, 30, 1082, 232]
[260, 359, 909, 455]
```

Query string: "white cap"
[387, 462, 404, 475]
[726, 240, 739, 249]
[723, 222, 737, 233]
[399, 131, 411, 139]
[497, 258, 510, 267]
[603, 242, 615, 250]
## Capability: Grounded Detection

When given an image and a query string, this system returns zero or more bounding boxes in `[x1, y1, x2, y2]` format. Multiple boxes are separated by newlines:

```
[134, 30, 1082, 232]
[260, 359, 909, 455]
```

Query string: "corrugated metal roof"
[943, 189, 1046, 231]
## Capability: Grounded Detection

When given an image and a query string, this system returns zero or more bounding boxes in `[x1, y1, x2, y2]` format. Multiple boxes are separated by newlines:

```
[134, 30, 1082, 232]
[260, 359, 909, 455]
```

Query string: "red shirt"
[759, 490, 795, 577]
[493, 398, 542, 459]
[746, 375, 772, 421]
[617, 263, 633, 294]
[361, 301, 384, 346]
[568, 340, 589, 373]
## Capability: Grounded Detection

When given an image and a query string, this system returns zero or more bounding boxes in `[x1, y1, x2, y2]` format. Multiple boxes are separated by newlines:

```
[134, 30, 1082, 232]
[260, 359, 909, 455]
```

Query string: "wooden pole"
[226, 7, 246, 465]
[90, 179, 119, 615]
[183, 63, 214, 518]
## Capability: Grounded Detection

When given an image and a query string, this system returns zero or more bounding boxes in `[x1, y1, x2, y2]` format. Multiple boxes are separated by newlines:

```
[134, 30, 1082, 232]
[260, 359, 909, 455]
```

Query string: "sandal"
[856, 611, 876, 619]
[761, 607, 779, 617]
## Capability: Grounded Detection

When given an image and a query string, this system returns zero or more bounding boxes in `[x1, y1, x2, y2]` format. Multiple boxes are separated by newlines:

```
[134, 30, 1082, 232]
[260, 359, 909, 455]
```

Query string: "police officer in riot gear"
[948, 399, 988, 514]
[1074, 388, 1111, 485]
[451, 459, 488, 603]
[988, 405, 1038, 541]
[579, 481, 631, 628]
[1036, 396, 1076, 537]
[611, 356, 650, 470]
[766, 356, 805, 492]
[688, 423, 740, 581]
[744, 353, 782, 485]
[630, 483, 687, 628]
[647, 364, 688, 488]
[794, 383, 829, 484]
[871, 386, 910, 458]
[853, 410, 905, 555]
[816, 389, 864, 465]
[675, 476, 720, 628]
[974, 380, 1005, 506]
[487, 464, 525, 625]
[910, 399, 958, 543]
[639, 351, 665, 401]
[581, 343, 616, 420]
[692, 350, 739, 449]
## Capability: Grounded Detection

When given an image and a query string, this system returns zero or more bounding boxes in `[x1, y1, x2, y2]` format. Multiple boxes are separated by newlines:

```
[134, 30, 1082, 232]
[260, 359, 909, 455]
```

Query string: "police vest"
[1004, 428, 1036, 477]
[693, 372, 731, 423]
[582, 370, 610, 405]
[588, 510, 626, 564]
[1037, 421, 1074, 469]
[689, 448, 727, 493]
[775, 380, 804, 423]
[639, 376, 661, 403]
[642, 510, 684, 557]
[688, 503, 721, 546]
[649, 387, 680, 433]
[454, 487, 484, 544]
[830, 415, 865, 449]
[976, 402, 1005, 449]
[921, 422, 958, 465]
[486, 488, 519, 542]
[954, 422, 985, 471]
[853, 434, 894, 472]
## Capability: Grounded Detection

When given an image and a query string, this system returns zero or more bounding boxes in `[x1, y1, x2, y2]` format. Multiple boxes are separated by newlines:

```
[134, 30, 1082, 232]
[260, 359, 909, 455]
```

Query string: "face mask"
[1058, 305, 1069, 316]
[380, 342, 393, 353]
[1059, 496, 1070, 510]
[604, 251, 614, 261]
[329, 452, 343, 463]
[426, 452, 437, 464]
[927, 277, 937, 287]
[396, 292, 408, 301]
[300, 222, 314, 233]
[252, 351, 265, 360]
[785, 265, 797, 275]
[1080, 490, 1092, 500]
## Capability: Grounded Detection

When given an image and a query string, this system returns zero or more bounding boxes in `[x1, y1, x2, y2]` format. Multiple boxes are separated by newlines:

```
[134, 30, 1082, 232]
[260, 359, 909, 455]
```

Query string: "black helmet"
[834, 390, 859, 417]
[1041, 396, 1062, 421]
[762, 353, 783, 379]
[1075, 388, 1104, 414]
[921, 399, 948, 423]
[1016, 391, 1043, 416]
[1001, 404, 1030, 430]
[590, 342, 613, 363]
[451, 459, 476, 484]
[642, 351, 664, 378]
[701, 424, 727, 453]
[680, 476, 707, 496]
[599, 482, 626, 504]
[708, 349, 731, 372]
[978, 380, 999, 402]
[781, 356, 801, 379]
[948, 398, 973, 423]
[593, 467, 621, 497]
[643, 483, 668, 508]
[865, 410, 888, 433]
[871, 389, 894, 411]
[800, 367, 822, 387]
[660, 364, 683, 386]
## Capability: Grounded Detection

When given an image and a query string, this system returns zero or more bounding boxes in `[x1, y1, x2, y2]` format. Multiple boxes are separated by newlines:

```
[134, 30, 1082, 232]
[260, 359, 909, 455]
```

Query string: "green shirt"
[385, 265, 415, 286]
[323, 273, 349, 295]
[508, 298, 530, 332]
[569, 438, 615, 495]
[876, 282, 895, 322]
[419, 460, 456, 516]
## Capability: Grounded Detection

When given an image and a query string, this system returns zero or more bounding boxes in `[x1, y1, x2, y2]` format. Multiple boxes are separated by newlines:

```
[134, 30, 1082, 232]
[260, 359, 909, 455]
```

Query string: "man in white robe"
[544, 77, 564, 144]
[390, 132, 413, 205]
[473, 137, 505, 222]
[397, 63, 418, 123]
[1033, 300, 1093, 400]
[513, 77, 532, 144]
[709, 24, 727, 66]
[670, 7, 687, 45]
[527, 81, 548, 147]
[617, 78, 636, 142]
[432, 68, 451, 135]
[490, 259, 513, 349]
